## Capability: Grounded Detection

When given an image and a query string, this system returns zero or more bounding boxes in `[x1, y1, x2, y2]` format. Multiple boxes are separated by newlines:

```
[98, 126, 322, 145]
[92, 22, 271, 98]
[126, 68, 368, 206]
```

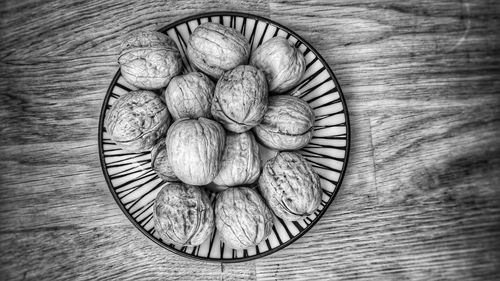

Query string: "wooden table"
[1, 0, 499, 280]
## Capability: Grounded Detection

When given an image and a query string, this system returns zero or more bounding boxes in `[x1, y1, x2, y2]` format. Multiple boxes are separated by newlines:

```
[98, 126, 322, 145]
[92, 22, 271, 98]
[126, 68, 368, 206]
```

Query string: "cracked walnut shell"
[215, 187, 273, 249]
[258, 152, 322, 221]
[153, 182, 214, 246]
[104, 90, 171, 152]
[119, 31, 183, 89]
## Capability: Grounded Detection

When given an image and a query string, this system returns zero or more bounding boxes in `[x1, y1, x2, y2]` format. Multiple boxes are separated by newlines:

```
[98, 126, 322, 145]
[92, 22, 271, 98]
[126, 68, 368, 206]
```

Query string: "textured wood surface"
[1, 0, 499, 280]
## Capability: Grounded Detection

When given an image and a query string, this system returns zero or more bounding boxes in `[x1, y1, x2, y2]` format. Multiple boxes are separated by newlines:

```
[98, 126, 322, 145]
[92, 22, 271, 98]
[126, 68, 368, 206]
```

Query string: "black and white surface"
[99, 12, 350, 262]
[3, 0, 500, 279]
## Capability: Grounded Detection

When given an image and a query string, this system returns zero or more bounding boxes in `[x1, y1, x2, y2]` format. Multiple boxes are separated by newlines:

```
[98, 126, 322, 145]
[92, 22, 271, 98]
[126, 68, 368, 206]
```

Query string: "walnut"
[211, 65, 268, 133]
[153, 182, 214, 246]
[163, 72, 215, 120]
[104, 90, 171, 152]
[187, 22, 250, 79]
[253, 95, 314, 150]
[213, 131, 261, 187]
[250, 37, 306, 94]
[165, 117, 225, 185]
[215, 187, 273, 249]
[258, 152, 322, 221]
[119, 31, 183, 89]
[151, 141, 178, 181]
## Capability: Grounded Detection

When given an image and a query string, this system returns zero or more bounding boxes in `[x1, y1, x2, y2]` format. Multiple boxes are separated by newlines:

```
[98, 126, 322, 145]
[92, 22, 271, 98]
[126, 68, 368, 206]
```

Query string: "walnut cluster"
[109, 22, 321, 249]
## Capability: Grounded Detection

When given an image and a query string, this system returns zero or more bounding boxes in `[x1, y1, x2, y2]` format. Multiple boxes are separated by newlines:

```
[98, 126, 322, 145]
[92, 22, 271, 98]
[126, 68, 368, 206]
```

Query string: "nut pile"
[105, 23, 322, 249]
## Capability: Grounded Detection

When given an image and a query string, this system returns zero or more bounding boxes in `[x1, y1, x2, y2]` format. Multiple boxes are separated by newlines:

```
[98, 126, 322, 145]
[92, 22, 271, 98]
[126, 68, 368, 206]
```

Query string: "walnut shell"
[104, 90, 171, 152]
[163, 72, 215, 120]
[258, 152, 321, 221]
[151, 141, 178, 181]
[153, 182, 214, 246]
[187, 22, 250, 79]
[213, 131, 261, 187]
[253, 95, 314, 150]
[119, 31, 183, 89]
[250, 37, 306, 94]
[215, 187, 273, 249]
[211, 65, 268, 133]
[165, 117, 225, 185]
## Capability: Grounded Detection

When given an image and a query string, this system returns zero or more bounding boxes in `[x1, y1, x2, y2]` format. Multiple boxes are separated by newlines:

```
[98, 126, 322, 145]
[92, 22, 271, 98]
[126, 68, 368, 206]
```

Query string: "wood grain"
[1, 0, 499, 280]
[255, 201, 500, 280]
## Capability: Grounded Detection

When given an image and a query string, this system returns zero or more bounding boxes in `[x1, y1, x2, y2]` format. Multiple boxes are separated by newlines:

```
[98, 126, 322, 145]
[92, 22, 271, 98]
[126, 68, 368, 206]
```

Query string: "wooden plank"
[371, 104, 500, 205]
[0, 140, 123, 230]
[0, 224, 223, 281]
[328, 110, 378, 209]
[255, 201, 500, 280]
[222, 262, 257, 281]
